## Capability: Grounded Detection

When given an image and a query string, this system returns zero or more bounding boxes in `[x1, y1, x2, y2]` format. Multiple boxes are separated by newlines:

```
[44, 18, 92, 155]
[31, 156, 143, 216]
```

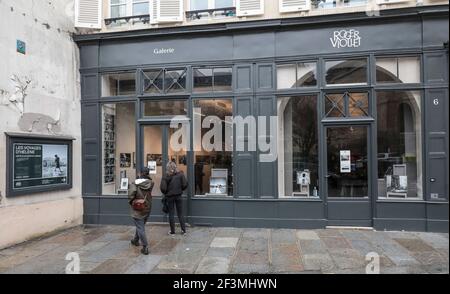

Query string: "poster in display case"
[6, 133, 73, 197]
[208, 168, 228, 196]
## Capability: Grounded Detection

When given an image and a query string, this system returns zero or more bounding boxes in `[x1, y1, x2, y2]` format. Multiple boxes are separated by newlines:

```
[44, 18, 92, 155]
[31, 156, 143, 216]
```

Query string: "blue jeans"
[133, 217, 148, 247]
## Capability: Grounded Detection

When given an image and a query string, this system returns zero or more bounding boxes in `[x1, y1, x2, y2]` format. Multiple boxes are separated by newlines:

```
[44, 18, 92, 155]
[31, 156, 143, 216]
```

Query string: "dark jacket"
[160, 172, 188, 197]
[128, 177, 154, 219]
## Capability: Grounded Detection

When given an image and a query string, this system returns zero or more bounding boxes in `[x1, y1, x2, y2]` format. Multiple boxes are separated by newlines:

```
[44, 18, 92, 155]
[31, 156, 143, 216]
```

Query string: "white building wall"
[0, 0, 82, 250]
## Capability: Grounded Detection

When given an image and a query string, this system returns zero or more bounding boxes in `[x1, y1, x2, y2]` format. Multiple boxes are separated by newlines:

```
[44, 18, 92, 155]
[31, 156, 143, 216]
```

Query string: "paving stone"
[296, 230, 320, 240]
[230, 263, 271, 274]
[302, 254, 335, 272]
[271, 244, 302, 265]
[91, 233, 124, 243]
[242, 229, 269, 239]
[77, 241, 110, 253]
[381, 266, 428, 274]
[271, 229, 297, 243]
[205, 247, 236, 258]
[215, 228, 243, 238]
[299, 240, 327, 255]
[340, 230, 368, 240]
[80, 261, 102, 273]
[210, 237, 239, 248]
[328, 249, 366, 270]
[394, 238, 437, 253]
[317, 229, 342, 238]
[150, 268, 193, 274]
[349, 239, 378, 255]
[386, 231, 420, 240]
[379, 243, 421, 267]
[238, 238, 268, 252]
[415, 232, 449, 250]
[150, 237, 180, 255]
[195, 257, 231, 274]
[422, 263, 449, 274]
[125, 255, 163, 274]
[83, 240, 130, 263]
[321, 237, 352, 250]
[157, 247, 206, 272]
[234, 250, 269, 265]
[91, 258, 134, 274]
[411, 251, 447, 265]
[271, 263, 304, 273]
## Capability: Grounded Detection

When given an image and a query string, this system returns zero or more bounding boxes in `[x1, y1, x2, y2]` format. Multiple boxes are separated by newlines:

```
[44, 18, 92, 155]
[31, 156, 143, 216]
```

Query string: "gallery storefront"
[75, 5, 449, 232]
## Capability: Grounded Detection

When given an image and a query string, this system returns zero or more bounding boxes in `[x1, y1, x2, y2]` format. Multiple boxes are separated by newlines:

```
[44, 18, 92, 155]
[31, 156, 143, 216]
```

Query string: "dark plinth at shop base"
[76, 5, 449, 232]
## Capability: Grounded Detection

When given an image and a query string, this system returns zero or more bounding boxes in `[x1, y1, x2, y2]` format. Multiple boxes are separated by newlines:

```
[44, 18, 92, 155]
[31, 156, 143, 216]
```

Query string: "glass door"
[325, 125, 372, 226]
[141, 123, 189, 197]
[142, 125, 165, 196]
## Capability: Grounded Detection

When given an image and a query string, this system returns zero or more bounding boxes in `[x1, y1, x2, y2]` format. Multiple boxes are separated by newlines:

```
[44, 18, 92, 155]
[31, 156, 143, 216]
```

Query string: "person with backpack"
[128, 167, 154, 255]
[160, 161, 188, 235]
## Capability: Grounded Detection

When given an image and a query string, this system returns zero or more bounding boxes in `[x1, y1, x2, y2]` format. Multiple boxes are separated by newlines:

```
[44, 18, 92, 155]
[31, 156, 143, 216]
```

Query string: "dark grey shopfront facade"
[75, 5, 449, 233]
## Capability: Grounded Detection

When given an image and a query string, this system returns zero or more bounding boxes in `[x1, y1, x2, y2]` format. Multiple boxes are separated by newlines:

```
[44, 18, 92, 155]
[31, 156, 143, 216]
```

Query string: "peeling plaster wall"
[0, 0, 82, 249]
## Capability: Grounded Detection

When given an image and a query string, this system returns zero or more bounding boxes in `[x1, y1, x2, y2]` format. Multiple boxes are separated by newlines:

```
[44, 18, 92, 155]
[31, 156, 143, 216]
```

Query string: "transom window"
[193, 67, 232, 93]
[376, 56, 421, 84]
[277, 62, 318, 89]
[324, 92, 369, 118]
[325, 58, 368, 86]
[143, 68, 187, 94]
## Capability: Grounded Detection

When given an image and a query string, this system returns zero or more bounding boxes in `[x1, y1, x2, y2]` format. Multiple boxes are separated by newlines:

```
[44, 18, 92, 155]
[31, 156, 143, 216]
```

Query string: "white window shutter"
[279, 0, 310, 13]
[157, 0, 183, 22]
[75, 0, 102, 29]
[150, 0, 158, 24]
[236, 0, 264, 17]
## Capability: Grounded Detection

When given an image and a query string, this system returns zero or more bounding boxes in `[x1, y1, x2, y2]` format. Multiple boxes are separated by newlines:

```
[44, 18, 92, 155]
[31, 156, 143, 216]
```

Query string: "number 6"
[433, 99, 439, 106]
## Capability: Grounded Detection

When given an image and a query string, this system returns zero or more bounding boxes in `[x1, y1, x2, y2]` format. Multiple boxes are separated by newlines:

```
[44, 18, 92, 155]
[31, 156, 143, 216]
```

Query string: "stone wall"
[0, 0, 83, 249]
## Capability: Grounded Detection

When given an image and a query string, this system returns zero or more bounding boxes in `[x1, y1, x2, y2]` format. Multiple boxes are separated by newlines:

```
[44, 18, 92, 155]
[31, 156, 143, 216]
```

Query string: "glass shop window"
[142, 100, 188, 117]
[377, 91, 423, 199]
[143, 68, 187, 94]
[102, 102, 137, 195]
[324, 92, 369, 118]
[101, 72, 136, 97]
[277, 62, 317, 89]
[325, 59, 367, 86]
[193, 99, 233, 196]
[193, 67, 232, 93]
[376, 56, 421, 84]
[278, 95, 319, 198]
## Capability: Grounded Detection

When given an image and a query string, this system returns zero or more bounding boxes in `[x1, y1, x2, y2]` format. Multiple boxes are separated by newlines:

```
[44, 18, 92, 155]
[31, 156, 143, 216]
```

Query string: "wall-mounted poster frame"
[5, 132, 74, 197]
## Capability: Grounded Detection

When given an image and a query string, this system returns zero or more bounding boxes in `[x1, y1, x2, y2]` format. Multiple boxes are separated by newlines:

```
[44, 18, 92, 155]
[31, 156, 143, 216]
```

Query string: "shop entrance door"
[141, 124, 188, 197]
[325, 125, 372, 227]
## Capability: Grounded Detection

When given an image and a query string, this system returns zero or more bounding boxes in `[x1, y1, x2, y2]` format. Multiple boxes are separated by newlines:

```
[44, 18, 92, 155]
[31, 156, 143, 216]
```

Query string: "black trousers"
[167, 195, 186, 233]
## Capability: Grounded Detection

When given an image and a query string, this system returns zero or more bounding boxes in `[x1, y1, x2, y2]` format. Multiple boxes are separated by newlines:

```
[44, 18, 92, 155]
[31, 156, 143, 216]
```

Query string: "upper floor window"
[187, 0, 235, 20]
[110, 0, 149, 18]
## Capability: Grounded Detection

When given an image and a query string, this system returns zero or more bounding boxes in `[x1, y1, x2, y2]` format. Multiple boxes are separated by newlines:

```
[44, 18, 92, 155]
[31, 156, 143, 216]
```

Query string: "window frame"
[374, 55, 423, 86]
[276, 60, 319, 90]
[109, 0, 150, 18]
[323, 57, 370, 88]
[191, 97, 234, 198]
[192, 66, 233, 94]
[188, 0, 236, 11]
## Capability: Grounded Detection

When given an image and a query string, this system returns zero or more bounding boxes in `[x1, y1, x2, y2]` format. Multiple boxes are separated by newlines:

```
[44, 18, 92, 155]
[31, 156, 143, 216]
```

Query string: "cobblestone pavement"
[0, 225, 448, 274]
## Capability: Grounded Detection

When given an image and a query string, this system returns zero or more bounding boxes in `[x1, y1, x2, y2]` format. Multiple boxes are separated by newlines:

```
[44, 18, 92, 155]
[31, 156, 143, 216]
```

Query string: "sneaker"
[181, 230, 186, 235]
[168, 231, 176, 236]
[141, 246, 149, 255]
[130, 239, 140, 246]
